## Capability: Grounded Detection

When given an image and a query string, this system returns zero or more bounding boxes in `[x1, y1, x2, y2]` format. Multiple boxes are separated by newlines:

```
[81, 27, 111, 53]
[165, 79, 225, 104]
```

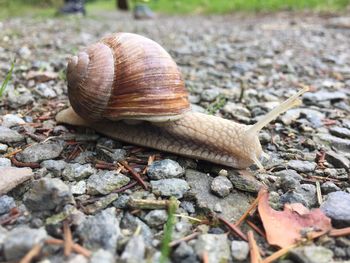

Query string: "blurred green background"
[0, 0, 349, 19]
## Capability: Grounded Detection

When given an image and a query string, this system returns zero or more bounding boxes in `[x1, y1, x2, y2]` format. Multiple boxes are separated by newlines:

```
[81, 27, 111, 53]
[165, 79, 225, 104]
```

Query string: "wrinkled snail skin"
[57, 32, 308, 170]
[56, 107, 262, 169]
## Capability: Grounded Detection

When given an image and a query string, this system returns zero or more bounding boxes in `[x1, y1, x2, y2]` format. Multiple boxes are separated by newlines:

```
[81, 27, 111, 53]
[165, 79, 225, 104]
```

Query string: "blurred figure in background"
[133, 0, 155, 20]
[59, 0, 86, 15]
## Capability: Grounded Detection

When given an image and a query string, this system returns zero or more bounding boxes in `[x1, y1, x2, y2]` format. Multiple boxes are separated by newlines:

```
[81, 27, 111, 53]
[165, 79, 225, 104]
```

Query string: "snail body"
[57, 32, 307, 169]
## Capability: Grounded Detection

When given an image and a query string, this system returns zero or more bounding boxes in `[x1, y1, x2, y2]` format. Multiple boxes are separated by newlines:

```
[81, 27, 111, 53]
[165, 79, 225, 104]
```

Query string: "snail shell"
[67, 33, 190, 122]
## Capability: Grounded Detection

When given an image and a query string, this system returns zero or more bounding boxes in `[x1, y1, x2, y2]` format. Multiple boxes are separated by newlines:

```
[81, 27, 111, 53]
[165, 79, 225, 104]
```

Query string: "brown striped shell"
[67, 32, 190, 122]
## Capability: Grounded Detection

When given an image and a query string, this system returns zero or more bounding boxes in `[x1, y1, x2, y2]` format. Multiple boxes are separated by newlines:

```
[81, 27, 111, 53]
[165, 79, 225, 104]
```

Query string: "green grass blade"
[0, 62, 15, 97]
[160, 197, 178, 263]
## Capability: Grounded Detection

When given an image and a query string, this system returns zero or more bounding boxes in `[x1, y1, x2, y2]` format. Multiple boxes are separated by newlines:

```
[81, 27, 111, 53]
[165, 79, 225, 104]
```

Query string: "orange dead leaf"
[258, 189, 332, 248]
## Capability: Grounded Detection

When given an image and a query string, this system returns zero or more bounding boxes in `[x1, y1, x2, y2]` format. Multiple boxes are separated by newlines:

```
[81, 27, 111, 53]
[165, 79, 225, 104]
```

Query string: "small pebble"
[87, 170, 130, 195]
[231, 240, 249, 261]
[0, 126, 24, 143]
[0, 158, 11, 167]
[151, 178, 189, 198]
[194, 234, 230, 263]
[210, 176, 233, 197]
[1, 114, 25, 128]
[144, 210, 168, 228]
[120, 235, 145, 263]
[0, 195, 15, 215]
[62, 163, 95, 181]
[24, 178, 74, 212]
[287, 160, 316, 173]
[291, 245, 334, 263]
[321, 191, 350, 227]
[71, 181, 87, 195]
[40, 160, 67, 176]
[90, 249, 115, 263]
[147, 159, 184, 180]
[0, 143, 8, 153]
[321, 181, 340, 194]
[325, 151, 350, 170]
[16, 142, 64, 163]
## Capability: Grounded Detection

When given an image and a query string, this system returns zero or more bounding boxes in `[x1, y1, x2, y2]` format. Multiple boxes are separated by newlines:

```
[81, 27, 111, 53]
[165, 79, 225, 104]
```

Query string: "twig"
[246, 220, 266, 238]
[3, 148, 22, 158]
[128, 198, 174, 210]
[113, 181, 138, 193]
[329, 227, 350, 237]
[202, 251, 209, 263]
[120, 160, 148, 189]
[11, 157, 40, 168]
[169, 232, 200, 247]
[235, 193, 261, 227]
[19, 244, 42, 263]
[316, 180, 322, 205]
[0, 208, 21, 225]
[45, 238, 92, 258]
[247, 230, 262, 263]
[262, 244, 297, 263]
[218, 216, 247, 241]
[63, 221, 73, 257]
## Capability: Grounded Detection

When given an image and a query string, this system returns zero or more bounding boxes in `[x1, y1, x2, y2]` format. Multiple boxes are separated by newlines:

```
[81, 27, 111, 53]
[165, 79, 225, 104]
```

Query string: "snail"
[56, 32, 308, 170]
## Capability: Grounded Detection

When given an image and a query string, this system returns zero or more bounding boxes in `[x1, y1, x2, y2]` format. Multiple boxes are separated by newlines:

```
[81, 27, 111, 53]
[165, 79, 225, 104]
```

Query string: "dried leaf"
[258, 189, 332, 248]
[0, 167, 33, 195]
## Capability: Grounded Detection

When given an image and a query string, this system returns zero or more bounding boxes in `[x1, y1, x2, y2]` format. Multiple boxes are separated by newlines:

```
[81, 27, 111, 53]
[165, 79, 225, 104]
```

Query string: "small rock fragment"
[62, 163, 95, 181]
[0, 195, 15, 215]
[120, 235, 145, 263]
[144, 210, 168, 228]
[16, 142, 64, 163]
[194, 234, 230, 263]
[231, 240, 249, 261]
[0, 126, 24, 143]
[291, 245, 334, 263]
[325, 151, 350, 170]
[147, 159, 184, 180]
[0, 167, 33, 195]
[276, 170, 302, 191]
[287, 160, 316, 173]
[329, 126, 350, 139]
[0, 143, 8, 153]
[40, 160, 67, 176]
[321, 181, 340, 194]
[90, 249, 115, 263]
[3, 226, 47, 261]
[87, 170, 130, 195]
[84, 193, 119, 214]
[0, 158, 11, 167]
[24, 178, 74, 212]
[321, 191, 350, 227]
[1, 114, 25, 128]
[77, 208, 120, 253]
[71, 181, 87, 195]
[151, 178, 189, 198]
[211, 176, 233, 197]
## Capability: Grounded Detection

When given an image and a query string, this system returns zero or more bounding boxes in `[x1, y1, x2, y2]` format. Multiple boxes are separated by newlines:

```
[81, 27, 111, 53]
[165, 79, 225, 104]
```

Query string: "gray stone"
[0, 167, 33, 195]
[121, 213, 153, 245]
[147, 159, 184, 180]
[151, 178, 189, 198]
[287, 160, 316, 173]
[291, 245, 334, 263]
[280, 108, 325, 127]
[276, 169, 302, 190]
[71, 181, 87, 195]
[201, 88, 220, 101]
[40, 160, 67, 176]
[16, 142, 64, 163]
[0, 195, 15, 215]
[303, 91, 346, 102]
[0, 126, 24, 143]
[180, 201, 195, 214]
[62, 163, 95, 181]
[228, 170, 263, 193]
[330, 126, 350, 139]
[24, 178, 74, 212]
[98, 148, 126, 162]
[73, 151, 95, 164]
[90, 249, 115, 263]
[120, 235, 145, 263]
[186, 169, 252, 222]
[280, 184, 316, 208]
[231, 240, 249, 261]
[144, 210, 168, 228]
[77, 208, 120, 253]
[321, 191, 350, 227]
[35, 83, 56, 98]
[173, 241, 195, 261]
[194, 234, 230, 263]
[316, 134, 350, 153]
[84, 193, 119, 215]
[210, 175, 233, 197]
[0, 226, 8, 249]
[1, 114, 25, 127]
[0, 143, 8, 153]
[321, 181, 340, 194]
[87, 170, 130, 195]
[0, 157, 11, 167]
[113, 195, 130, 209]
[3, 226, 47, 261]
[325, 151, 350, 170]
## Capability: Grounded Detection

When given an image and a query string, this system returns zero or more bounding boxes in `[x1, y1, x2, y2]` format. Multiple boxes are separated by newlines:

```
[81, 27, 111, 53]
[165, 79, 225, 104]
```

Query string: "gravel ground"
[1, 10, 350, 262]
